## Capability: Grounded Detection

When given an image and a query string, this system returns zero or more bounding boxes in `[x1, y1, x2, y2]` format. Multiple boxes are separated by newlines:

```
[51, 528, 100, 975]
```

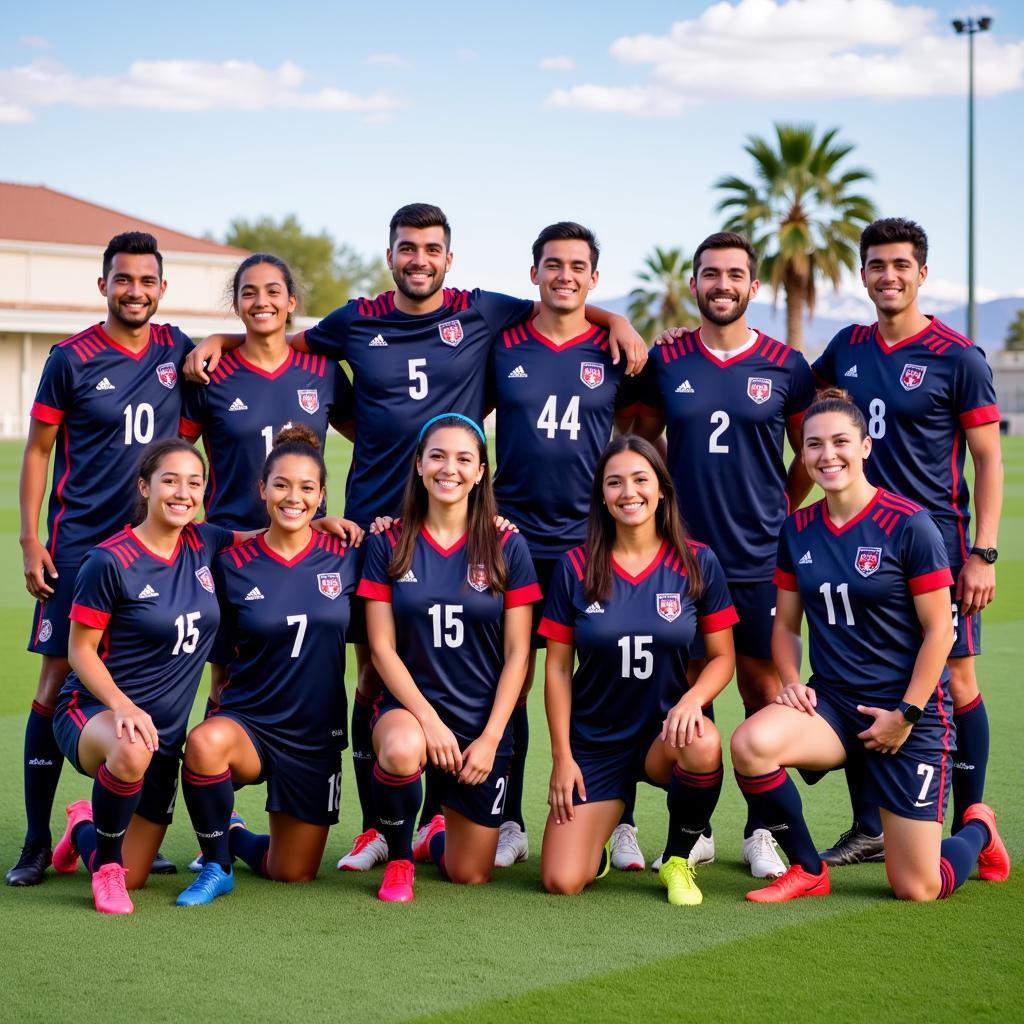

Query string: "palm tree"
[1004, 308, 1024, 352]
[627, 246, 699, 342]
[715, 123, 877, 349]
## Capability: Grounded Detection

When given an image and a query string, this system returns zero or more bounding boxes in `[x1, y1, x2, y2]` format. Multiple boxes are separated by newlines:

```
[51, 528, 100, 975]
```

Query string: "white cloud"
[364, 53, 407, 67]
[540, 55, 576, 71]
[0, 102, 32, 123]
[547, 0, 1023, 115]
[0, 58, 402, 121]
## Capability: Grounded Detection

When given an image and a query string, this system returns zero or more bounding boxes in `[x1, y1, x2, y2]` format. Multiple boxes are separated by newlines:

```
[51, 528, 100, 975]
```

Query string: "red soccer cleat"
[746, 862, 830, 903]
[963, 803, 1011, 882]
[52, 800, 93, 874]
[91, 863, 134, 915]
[412, 814, 445, 863]
[378, 859, 415, 903]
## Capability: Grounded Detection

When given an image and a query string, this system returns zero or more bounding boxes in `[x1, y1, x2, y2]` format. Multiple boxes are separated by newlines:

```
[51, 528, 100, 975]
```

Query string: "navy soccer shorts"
[949, 576, 983, 660]
[570, 724, 666, 806]
[27, 562, 80, 658]
[689, 578, 774, 662]
[429, 752, 512, 828]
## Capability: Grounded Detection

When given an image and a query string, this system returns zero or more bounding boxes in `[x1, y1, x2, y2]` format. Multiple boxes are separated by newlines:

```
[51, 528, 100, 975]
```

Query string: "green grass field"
[1, 437, 1021, 1023]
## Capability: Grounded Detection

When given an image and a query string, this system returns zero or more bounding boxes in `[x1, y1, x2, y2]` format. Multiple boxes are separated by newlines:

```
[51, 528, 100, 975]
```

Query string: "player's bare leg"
[437, 808, 498, 885]
[541, 800, 623, 896]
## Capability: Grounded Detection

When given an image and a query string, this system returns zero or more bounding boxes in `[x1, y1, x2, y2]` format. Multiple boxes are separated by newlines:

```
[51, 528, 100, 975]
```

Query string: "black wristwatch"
[898, 701, 923, 725]
[970, 546, 998, 564]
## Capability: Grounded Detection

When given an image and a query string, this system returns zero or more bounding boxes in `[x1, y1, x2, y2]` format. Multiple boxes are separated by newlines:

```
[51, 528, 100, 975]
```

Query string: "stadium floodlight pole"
[952, 15, 992, 342]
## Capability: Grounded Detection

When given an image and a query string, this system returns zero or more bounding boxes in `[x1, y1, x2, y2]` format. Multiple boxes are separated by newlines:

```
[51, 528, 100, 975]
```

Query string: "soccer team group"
[5, 203, 1011, 914]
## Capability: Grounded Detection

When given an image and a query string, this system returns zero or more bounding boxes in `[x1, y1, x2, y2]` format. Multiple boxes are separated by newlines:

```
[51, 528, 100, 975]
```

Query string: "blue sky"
[2, 0, 1022, 314]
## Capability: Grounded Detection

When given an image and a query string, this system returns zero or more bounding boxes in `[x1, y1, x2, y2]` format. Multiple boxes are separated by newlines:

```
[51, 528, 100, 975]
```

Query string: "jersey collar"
[695, 328, 762, 368]
[870, 316, 936, 354]
[234, 346, 295, 379]
[611, 540, 669, 585]
[125, 524, 182, 565]
[524, 317, 602, 352]
[420, 526, 468, 557]
[821, 488, 882, 536]
[96, 323, 152, 361]
[257, 530, 316, 567]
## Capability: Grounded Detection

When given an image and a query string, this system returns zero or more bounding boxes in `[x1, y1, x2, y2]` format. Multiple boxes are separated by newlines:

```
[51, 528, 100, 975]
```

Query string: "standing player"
[636, 233, 816, 877]
[489, 222, 657, 869]
[358, 415, 540, 902]
[184, 204, 646, 872]
[538, 437, 737, 904]
[812, 218, 1003, 863]
[732, 389, 1009, 903]
[8, 232, 191, 886]
[176, 427, 361, 905]
[48, 441, 234, 913]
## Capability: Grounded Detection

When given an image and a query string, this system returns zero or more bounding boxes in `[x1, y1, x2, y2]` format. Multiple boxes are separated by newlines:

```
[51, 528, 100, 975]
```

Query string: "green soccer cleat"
[659, 855, 703, 906]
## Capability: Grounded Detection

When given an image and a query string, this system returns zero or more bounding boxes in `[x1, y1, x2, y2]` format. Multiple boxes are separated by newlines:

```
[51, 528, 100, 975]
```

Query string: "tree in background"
[715, 123, 876, 350]
[628, 246, 699, 342]
[225, 214, 391, 317]
[1004, 309, 1024, 352]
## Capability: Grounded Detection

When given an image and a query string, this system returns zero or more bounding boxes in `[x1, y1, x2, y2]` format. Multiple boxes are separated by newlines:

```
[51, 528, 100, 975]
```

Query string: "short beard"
[393, 269, 445, 303]
[109, 302, 155, 330]
[697, 289, 751, 327]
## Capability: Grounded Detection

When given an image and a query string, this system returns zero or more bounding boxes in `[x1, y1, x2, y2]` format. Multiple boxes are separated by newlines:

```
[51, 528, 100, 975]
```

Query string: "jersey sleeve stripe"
[70, 603, 111, 629]
[908, 567, 954, 595]
[179, 416, 203, 439]
[566, 547, 586, 581]
[357, 579, 392, 602]
[537, 617, 573, 644]
[30, 401, 64, 425]
[505, 582, 543, 608]
[773, 567, 799, 591]
[959, 404, 1000, 429]
[699, 606, 740, 633]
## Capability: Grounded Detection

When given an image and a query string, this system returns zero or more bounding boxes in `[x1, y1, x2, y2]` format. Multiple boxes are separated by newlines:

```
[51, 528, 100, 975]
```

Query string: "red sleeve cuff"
[357, 579, 392, 602]
[773, 568, 799, 591]
[959, 404, 1000, 429]
[505, 582, 543, 609]
[30, 402, 64, 425]
[909, 567, 954, 595]
[699, 605, 740, 634]
[70, 603, 111, 629]
[537, 617, 573, 644]
[179, 416, 203, 440]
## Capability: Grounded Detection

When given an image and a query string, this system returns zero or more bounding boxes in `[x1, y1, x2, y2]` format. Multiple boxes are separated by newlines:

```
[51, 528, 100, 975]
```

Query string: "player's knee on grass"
[887, 871, 941, 902]
[445, 862, 492, 886]
[541, 865, 589, 896]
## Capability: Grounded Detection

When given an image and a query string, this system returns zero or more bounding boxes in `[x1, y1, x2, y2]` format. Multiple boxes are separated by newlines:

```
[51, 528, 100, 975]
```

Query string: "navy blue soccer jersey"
[357, 524, 541, 754]
[491, 319, 640, 557]
[30, 323, 191, 564]
[812, 318, 1000, 566]
[213, 532, 361, 754]
[59, 521, 234, 755]
[774, 489, 954, 702]
[538, 542, 737, 751]
[637, 330, 816, 581]
[305, 288, 533, 525]
[179, 348, 354, 530]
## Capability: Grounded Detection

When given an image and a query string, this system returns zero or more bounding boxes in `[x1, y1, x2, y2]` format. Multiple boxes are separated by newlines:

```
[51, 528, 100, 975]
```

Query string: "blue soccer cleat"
[176, 862, 235, 907]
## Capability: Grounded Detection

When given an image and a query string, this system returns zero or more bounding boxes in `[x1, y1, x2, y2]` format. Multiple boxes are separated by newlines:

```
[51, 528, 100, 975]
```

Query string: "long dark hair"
[584, 435, 702, 604]
[389, 416, 506, 592]
[132, 439, 207, 525]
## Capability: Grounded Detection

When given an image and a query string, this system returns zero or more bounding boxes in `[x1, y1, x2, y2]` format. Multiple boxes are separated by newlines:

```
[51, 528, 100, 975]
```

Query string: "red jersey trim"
[179, 416, 202, 440]
[699, 605, 740, 634]
[537, 617, 573, 644]
[524, 318, 603, 352]
[70, 603, 111, 629]
[694, 329, 764, 368]
[822, 489, 881, 537]
[96, 322, 152, 361]
[30, 401, 64, 425]
[773, 567, 799, 591]
[125, 525, 182, 566]
[959, 404, 1000, 429]
[256, 531, 316, 568]
[235, 347, 295, 380]
[420, 527, 468, 557]
[908, 567, 954, 595]
[612, 541, 669, 585]
[357, 579, 392, 603]
[505, 582, 543, 609]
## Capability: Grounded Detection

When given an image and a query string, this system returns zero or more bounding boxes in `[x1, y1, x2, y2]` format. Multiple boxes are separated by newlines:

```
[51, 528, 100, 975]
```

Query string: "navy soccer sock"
[91, 764, 143, 868]
[842, 750, 883, 836]
[618, 778, 637, 829]
[735, 768, 821, 873]
[419, 770, 442, 829]
[502, 702, 528, 829]
[72, 821, 98, 875]
[664, 765, 723, 860]
[373, 765, 422, 863]
[429, 827, 448, 879]
[182, 767, 234, 871]
[229, 827, 271, 877]
[23, 701, 63, 847]
[938, 820, 989, 898]
[351, 694, 376, 832]
[952, 695, 989, 832]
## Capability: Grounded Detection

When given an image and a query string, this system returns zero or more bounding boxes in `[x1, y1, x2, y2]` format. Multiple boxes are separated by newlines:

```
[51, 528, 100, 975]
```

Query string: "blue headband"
[417, 413, 486, 444]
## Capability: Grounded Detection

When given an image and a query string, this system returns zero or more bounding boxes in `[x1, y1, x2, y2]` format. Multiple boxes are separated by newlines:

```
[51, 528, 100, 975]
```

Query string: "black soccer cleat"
[5, 843, 52, 886]
[150, 849, 178, 875]
[819, 825, 885, 866]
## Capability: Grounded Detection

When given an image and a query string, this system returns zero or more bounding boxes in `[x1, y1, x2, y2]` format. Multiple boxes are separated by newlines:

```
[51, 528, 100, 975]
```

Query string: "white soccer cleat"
[493, 821, 529, 867]
[743, 828, 786, 879]
[337, 828, 389, 871]
[651, 831, 715, 872]
[610, 823, 645, 871]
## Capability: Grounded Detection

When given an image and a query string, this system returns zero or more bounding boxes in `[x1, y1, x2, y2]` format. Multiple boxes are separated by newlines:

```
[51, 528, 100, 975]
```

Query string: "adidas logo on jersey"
[675, 380, 694, 394]
[369, 334, 388, 347]
[244, 587, 265, 601]
[138, 584, 159, 599]
[95, 378, 115, 391]
[844, 365, 858, 378]
[508, 365, 528, 379]
[398, 570, 418, 583]
[585, 601, 604, 614]
[799, 551, 813, 564]
[229, 398, 249, 412]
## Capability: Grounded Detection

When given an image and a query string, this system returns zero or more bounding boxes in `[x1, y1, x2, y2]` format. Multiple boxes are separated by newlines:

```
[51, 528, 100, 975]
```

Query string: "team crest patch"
[900, 364, 927, 391]
[580, 362, 605, 389]
[438, 320, 464, 346]
[156, 362, 177, 389]
[747, 377, 772, 404]
[657, 593, 681, 622]
[195, 566, 215, 593]
[297, 389, 320, 413]
[317, 573, 342, 599]
[854, 547, 882, 578]
[38, 619, 53, 643]
[467, 564, 489, 592]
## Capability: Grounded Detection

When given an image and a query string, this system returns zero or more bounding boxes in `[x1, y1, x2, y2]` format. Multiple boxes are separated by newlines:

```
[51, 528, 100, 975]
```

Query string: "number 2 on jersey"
[537, 395, 581, 440]
[708, 410, 730, 454]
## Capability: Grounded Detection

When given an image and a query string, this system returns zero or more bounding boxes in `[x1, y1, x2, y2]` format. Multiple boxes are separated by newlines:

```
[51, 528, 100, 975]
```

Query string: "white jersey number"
[618, 635, 653, 680]
[286, 614, 308, 658]
[123, 403, 155, 445]
[428, 604, 464, 649]
[408, 358, 429, 401]
[537, 395, 581, 441]
[868, 398, 886, 439]
[709, 410, 730, 454]
[819, 582, 855, 626]
[172, 611, 202, 656]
